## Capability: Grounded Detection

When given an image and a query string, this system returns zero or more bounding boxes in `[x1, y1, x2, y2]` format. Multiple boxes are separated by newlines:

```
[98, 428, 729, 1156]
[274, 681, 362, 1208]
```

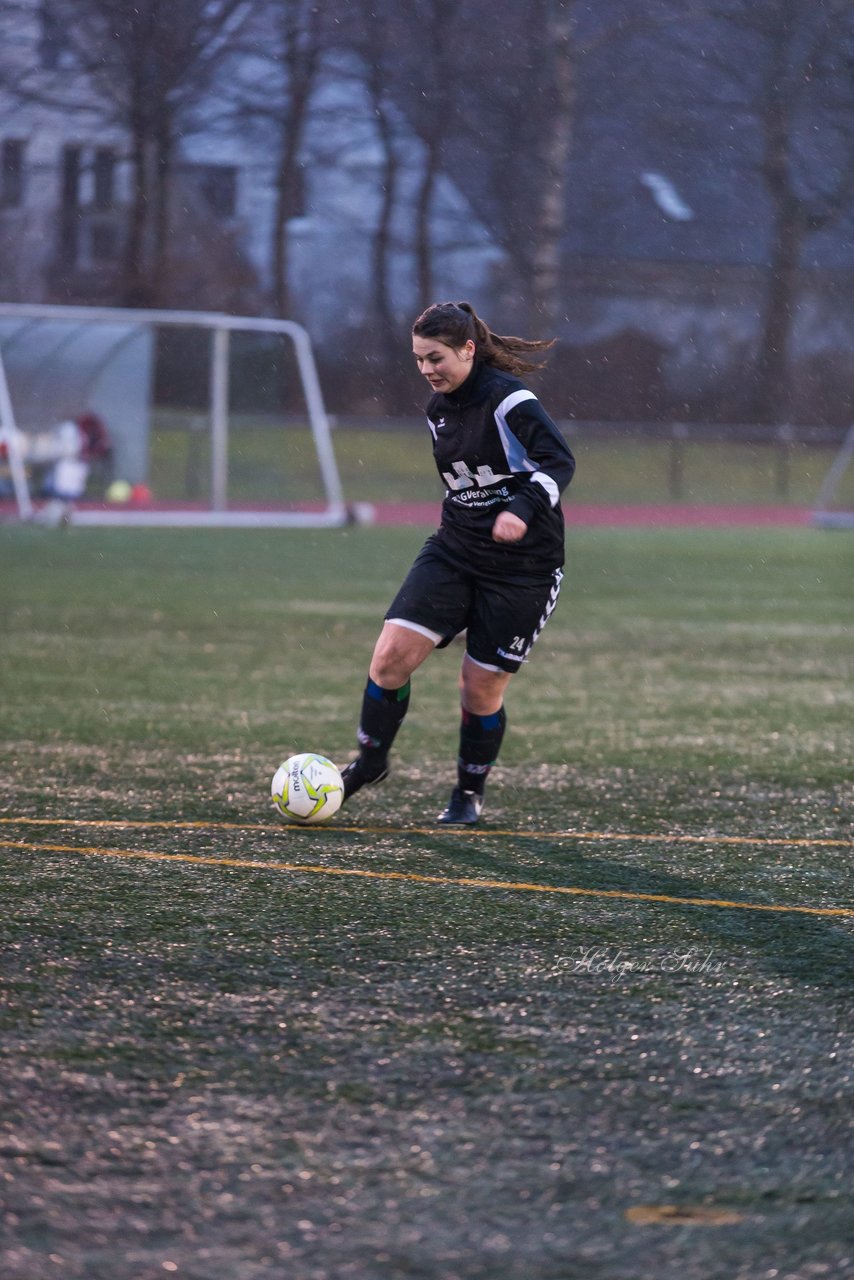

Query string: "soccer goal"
[0, 303, 356, 527]
[812, 422, 854, 529]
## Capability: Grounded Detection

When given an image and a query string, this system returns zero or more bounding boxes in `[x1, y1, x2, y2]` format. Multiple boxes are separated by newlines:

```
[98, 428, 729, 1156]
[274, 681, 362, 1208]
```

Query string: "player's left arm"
[502, 397, 576, 531]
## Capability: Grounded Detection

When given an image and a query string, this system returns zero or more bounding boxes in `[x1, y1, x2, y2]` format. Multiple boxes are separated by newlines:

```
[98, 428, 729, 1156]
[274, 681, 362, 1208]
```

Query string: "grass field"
[1, 524, 852, 1280]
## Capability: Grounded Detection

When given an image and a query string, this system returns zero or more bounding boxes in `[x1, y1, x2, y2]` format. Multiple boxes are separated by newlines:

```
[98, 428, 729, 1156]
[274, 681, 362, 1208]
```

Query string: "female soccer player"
[340, 300, 575, 824]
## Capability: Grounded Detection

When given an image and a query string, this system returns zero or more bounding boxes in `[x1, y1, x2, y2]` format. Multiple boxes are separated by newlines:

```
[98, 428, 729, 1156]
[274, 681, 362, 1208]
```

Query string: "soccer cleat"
[340, 757, 390, 801]
[437, 787, 484, 825]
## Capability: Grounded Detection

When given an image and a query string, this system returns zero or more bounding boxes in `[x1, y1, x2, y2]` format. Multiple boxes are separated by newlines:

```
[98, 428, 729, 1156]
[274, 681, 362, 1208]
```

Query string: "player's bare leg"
[369, 621, 436, 688]
[458, 654, 512, 715]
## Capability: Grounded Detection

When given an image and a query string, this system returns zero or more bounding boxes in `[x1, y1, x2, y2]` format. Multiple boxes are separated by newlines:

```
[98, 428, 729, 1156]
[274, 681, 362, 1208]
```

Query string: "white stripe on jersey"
[496, 388, 538, 417]
[493, 390, 560, 506]
[530, 470, 560, 507]
[493, 390, 538, 475]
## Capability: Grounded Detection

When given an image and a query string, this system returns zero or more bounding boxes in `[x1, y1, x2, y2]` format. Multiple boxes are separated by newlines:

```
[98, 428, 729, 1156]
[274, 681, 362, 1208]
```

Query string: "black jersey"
[425, 360, 575, 573]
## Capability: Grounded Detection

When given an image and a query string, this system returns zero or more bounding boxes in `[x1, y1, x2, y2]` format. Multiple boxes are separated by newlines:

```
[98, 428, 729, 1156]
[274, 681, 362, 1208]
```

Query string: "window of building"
[191, 164, 238, 219]
[59, 145, 81, 263]
[61, 145, 81, 207]
[1, 140, 24, 207]
[89, 221, 120, 263]
[58, 145, 122, 268]
[93, 149, 115, 210]
[40, 3, 77, 70]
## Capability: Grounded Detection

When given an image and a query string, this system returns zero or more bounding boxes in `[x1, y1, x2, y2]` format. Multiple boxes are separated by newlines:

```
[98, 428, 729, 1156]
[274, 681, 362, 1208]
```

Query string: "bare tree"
[503, 0, 701, 332]
[33, 0, 259, 306]
[340, 1, 406, 349]
[410, 0, 462, 308]
[337, 0, 476, 315]
[350, 0, 463, 310]
[655, 0, 854, 422]
[266, 2, 322, 319]
[529, 0, 578, 333]
[223, 0, 333, 319]
[745, 0, 854, 421]
[365, 49, 404, 348]
[391, 0, 686, 333]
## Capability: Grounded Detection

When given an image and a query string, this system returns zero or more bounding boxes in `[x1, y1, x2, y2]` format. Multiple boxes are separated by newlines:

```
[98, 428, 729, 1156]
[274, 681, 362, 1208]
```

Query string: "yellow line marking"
[625, 1204, 745, 1227]
[1, 837, 851, 919]
[0, 816, 851, 850]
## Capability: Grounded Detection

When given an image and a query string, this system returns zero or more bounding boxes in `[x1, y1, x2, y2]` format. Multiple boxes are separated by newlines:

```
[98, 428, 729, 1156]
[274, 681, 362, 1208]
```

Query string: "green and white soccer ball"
[271, 752, 344, 825]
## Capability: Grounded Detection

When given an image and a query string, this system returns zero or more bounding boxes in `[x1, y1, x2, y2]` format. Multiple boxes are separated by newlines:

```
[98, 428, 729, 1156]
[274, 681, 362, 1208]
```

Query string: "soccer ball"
[271, 753, 344, 825]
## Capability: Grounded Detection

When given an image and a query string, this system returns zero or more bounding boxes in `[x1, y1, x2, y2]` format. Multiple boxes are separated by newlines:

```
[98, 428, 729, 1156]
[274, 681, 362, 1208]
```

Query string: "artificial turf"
[1, 525, 851, 1280]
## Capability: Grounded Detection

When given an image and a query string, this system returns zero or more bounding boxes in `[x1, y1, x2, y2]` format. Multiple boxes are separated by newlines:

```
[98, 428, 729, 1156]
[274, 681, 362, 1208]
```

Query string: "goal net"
[0, 303, 353, 527]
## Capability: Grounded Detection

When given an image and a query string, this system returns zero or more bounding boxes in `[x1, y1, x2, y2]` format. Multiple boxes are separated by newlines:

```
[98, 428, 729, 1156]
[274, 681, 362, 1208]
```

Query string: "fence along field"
[147, 410, 854, 512]
[0, 524, 852, 1280]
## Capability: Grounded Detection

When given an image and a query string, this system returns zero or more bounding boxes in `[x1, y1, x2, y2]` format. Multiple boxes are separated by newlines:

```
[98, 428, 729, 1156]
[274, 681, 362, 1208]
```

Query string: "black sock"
[457, 706, 506, 796]
[356, 677, 410, 773]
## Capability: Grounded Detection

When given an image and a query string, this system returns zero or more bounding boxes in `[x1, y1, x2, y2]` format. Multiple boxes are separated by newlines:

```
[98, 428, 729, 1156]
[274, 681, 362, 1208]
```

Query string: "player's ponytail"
[412, 301, 555, 375]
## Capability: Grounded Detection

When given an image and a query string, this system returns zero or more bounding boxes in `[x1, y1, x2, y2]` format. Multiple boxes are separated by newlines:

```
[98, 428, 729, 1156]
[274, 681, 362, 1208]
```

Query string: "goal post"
[812, 421, 854, 529]
[0, 346, 33, 519]
[0, 303, 357, 527]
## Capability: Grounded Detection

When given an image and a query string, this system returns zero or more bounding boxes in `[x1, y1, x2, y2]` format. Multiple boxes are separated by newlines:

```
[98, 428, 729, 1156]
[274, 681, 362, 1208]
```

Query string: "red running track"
[371, 503, 813, 527]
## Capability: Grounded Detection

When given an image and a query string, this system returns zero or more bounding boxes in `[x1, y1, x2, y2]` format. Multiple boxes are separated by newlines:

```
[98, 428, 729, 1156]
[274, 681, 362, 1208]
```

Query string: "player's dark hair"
[412, 301, 555, 374]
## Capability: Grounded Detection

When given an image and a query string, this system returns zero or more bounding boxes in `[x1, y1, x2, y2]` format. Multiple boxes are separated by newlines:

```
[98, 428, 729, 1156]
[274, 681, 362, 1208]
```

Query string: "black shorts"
[385, 537, 563, 673]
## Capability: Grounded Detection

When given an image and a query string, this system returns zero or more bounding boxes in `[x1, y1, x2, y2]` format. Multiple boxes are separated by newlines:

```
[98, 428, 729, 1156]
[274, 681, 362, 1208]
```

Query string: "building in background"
[0, 1, 497, 342]
[2, 0, 854, 424]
